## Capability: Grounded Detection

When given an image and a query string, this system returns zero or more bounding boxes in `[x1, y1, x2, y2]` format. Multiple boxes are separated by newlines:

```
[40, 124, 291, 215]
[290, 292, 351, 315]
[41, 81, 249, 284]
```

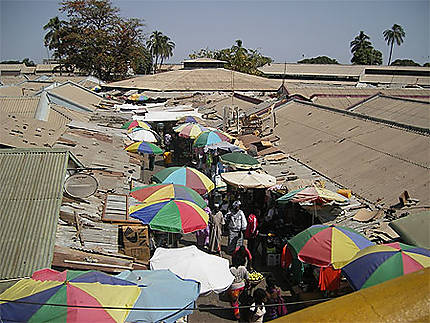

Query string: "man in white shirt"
[227, 200, 247, 254]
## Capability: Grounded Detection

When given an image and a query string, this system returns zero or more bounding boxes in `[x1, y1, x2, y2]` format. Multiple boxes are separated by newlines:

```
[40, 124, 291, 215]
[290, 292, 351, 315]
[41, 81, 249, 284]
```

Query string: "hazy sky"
[1, 0, 429, 65]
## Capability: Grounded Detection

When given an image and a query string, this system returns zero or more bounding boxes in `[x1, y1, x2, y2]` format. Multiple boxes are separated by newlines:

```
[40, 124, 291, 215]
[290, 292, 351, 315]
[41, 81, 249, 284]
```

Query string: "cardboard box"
[120, 225, 150, 262]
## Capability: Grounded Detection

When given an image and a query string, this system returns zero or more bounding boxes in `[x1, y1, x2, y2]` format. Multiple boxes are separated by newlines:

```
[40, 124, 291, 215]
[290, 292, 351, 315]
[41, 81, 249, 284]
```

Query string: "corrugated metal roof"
[349, 95, 430, 129]
[35, 64, 60, 72]
[287, 87, 430, 100]
[0, 114, 65, 148]
[258, 63, 366, 77]
[0, 97, 39, 117]
[0, 86, 23, 96]
[270, 100, 430, 206]
[0, 148, 72, 279]
[0, 64, 24, 72]
[48, 82, 103, 111]
[359, 74, 430, 86]
[106, 68, 281, 91]
[312, 96, 368, 109]
[183, 58, 227, 63]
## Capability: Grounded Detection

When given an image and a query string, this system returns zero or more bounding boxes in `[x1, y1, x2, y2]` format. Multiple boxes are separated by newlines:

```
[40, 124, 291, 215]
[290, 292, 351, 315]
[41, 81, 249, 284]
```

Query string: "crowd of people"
[145, 123, 290, 321]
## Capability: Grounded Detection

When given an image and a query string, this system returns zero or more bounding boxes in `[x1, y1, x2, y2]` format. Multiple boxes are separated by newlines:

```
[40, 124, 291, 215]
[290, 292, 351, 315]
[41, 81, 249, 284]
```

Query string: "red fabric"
[67, 284, 116, 322]
[281, 244, 292, 269]
[228, 286, 244, 318]
[32, 268, 67, 282]
[233, 246, 252, 261]
[319, 266, 341, 291]
[298, 229, 333, 267]
[244, 213, 258, 239]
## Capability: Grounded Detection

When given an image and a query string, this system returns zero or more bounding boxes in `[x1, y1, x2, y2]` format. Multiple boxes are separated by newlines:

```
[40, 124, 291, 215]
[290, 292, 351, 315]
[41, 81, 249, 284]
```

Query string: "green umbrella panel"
[219, 152, 261, 169]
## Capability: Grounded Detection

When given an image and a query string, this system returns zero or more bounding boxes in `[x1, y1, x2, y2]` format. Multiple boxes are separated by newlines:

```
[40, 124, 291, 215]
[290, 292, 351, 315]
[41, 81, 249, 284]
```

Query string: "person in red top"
[245, 209, 260, 263]
[232, 245, 252, 269]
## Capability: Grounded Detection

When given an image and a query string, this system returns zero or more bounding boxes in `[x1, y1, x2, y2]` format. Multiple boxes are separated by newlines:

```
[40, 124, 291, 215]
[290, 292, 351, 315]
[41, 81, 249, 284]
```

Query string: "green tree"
[383, 24, 406, 65]
[423, 62, 430, 67]
[188, 40, 272, 75]
[350, 31, 372, 54]
[350, 31, 382, 65]
[43, 17, 63, 54]
[390, 59, 420, 66]
[44, 0, 151, 81]
[146, 30, 164, 73]
[351, 47, 382, 65]
[1, 58, 35, 66]
[158, 35, 175, 70]
[298, 56, 339, 64]
[22, 58, 36, 66]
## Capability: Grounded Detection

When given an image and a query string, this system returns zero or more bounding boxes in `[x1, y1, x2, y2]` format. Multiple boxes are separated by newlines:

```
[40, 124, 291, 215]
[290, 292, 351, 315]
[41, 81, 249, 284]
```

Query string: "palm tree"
[350, 31, 371, 54]
[146, 30, 163, 73]
[43, 17, 63, 55]
[43, 16, 64, 74]
[383, 24, 406, 65]
[158, 35, 175, 70]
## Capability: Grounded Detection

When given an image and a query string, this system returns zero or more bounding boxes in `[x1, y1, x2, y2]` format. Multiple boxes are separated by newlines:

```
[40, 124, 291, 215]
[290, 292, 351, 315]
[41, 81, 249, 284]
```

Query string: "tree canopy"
[383, 24, 406, 65]
[297, 56, 339, 64]
[390, 59, 420, 66]
[350, 31, 382, 65]
[146, 31, 175, 73]
[1, 58, 35, 66]
[43, 0, 152, 81]
[189, 40, 272, 75]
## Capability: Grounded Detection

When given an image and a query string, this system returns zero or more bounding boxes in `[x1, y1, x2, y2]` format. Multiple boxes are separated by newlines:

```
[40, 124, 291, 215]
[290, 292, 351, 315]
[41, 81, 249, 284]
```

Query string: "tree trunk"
[388, 42, 394, 65]
[159, 56, 164, 71]
[154, 55, 158, 74]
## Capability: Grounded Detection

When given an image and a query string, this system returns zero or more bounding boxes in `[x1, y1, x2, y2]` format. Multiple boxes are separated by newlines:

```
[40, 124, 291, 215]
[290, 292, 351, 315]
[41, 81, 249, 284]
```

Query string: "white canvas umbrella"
[221, 170, 277, 188]
[127, 128, 160, 143]
[150, 246, 234, 295]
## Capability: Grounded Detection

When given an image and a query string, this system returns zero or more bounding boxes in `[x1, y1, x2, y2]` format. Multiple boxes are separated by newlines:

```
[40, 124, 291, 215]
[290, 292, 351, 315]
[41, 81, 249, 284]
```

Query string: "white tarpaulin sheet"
[134, 108, 202, 122]
[150, 245, 234, 294]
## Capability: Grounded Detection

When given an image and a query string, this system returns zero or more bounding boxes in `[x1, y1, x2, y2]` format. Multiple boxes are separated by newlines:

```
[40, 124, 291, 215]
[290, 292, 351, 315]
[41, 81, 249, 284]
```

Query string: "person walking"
[195, 202, 211, 249]
[248, 288, 267, 323]
[208, 203, 224, 256]
[228, 256, 249, 320]
[148, 154, 155, 171]
[227, 201, 247, 254]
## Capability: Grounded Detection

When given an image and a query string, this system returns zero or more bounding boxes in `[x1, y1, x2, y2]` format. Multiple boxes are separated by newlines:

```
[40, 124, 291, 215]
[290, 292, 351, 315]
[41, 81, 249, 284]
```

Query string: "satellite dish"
[64, 174, 98, 198]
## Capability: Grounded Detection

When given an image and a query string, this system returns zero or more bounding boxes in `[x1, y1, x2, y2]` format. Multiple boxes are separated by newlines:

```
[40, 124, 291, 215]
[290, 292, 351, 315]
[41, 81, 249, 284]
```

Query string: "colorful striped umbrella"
[193, 130, 233, 148]
[174, 122, 208, 139]
[277, 186, 349, 204]
[128, 129, 159, 143]
[219, 152, 260, 169]
[341, 242, 430, 290]
[116, 270, 200, 323]
[177, 116, 202, 124]
[125, 141, 163, 155]
[0, 269, 140, 322]
[131, 184, 207, 208]
[122, 120, 151, 130]
[288, 224, 374, 269]
[152, 167, 215, 195]
[129, 200, 209, 233]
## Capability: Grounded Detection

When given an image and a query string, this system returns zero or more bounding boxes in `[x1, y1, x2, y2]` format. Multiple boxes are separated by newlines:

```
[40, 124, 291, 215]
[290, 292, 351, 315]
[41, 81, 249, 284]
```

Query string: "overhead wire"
[0, 297, 333, 311]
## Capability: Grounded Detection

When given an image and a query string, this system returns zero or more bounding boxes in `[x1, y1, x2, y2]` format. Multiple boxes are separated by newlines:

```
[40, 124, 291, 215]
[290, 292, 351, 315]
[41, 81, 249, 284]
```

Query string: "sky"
[1, 0, 429, 65]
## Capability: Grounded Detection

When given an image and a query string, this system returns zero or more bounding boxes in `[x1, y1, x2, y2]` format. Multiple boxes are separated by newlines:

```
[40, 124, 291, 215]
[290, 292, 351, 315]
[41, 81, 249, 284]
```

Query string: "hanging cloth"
[319, 266, 341, 291]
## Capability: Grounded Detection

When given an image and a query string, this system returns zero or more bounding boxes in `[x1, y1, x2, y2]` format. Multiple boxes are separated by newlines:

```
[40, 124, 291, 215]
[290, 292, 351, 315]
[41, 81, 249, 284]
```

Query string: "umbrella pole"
[312, 201, 317, 224]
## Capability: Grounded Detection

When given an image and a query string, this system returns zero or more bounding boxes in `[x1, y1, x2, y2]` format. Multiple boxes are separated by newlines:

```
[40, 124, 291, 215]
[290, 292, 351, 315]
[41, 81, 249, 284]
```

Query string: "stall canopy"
[221, 170, 276, 188]
[389, 212, 430, 249]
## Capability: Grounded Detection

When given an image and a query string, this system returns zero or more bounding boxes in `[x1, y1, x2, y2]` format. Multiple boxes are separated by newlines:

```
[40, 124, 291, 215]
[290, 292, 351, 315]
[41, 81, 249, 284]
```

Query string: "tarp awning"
[389, 212, 430, 248]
